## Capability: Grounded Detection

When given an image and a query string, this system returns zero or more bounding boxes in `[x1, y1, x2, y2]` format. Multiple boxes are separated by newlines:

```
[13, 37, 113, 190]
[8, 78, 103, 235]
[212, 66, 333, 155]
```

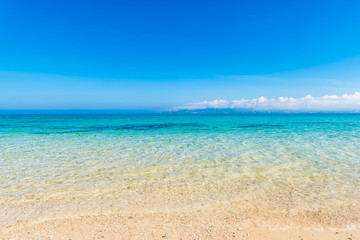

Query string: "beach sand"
[1, 181, 360, 239]
[1, 176, 359, 239]
[1, 210, 359, 240]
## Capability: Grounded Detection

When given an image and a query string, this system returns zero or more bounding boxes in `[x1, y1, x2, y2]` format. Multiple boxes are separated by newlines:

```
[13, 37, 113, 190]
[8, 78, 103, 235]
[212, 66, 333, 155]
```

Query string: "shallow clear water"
[1, 114, 360, 228]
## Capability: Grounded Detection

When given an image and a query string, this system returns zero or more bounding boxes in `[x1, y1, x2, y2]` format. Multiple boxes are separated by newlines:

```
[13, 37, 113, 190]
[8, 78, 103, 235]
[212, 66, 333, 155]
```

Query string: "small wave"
[239, 124, 283, 129]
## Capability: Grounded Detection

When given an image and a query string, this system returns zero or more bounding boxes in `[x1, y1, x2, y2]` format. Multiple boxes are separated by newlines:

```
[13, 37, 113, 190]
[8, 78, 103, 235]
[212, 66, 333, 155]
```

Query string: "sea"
[1, 113, 360, 229]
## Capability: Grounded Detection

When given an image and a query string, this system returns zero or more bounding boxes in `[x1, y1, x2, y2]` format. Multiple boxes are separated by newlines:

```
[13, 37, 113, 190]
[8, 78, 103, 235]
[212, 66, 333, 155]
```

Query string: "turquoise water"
[1, 114, 360, 228]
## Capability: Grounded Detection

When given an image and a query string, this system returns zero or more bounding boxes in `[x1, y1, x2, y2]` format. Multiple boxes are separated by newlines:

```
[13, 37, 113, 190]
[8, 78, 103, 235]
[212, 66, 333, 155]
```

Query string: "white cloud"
[173, 92, 360, 112]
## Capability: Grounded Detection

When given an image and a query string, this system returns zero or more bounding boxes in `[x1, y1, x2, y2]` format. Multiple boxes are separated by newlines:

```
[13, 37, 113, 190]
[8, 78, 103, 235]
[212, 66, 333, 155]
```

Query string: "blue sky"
[1, 0, 360, 110]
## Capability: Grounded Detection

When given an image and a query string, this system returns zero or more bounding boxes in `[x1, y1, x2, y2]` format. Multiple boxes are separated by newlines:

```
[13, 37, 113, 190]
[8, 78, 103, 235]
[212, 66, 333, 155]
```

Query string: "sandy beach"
[1, 209, 359, 239]
[1, 185, 359, 240]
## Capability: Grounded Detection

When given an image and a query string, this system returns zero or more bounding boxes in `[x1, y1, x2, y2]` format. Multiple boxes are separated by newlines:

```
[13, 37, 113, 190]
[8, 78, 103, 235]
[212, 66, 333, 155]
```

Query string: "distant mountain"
[167, 108, 360, 115]
[168, 108, 268, 114]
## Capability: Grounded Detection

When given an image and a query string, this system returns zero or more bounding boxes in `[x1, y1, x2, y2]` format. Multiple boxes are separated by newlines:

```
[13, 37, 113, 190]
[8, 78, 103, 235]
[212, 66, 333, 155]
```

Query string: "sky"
[1, 0, 360, 111]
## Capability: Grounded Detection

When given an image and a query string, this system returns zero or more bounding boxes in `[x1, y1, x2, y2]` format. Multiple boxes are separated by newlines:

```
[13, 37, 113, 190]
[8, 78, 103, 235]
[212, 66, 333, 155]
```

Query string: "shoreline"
[2, 183, 360, 239]
[2, 210, 359, 239]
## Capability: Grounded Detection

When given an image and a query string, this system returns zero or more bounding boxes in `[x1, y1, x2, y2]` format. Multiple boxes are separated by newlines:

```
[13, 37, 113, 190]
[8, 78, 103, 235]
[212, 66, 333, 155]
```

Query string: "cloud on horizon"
[173, 92, 360, 112]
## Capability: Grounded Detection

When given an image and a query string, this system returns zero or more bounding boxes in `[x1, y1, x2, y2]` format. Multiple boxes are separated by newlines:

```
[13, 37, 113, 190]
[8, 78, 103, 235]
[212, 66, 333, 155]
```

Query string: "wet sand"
[1, 197, 359, 240]
[1, 177, 359, 239]
[1, 182, 360, 239]
[1, 210, 359, 240]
